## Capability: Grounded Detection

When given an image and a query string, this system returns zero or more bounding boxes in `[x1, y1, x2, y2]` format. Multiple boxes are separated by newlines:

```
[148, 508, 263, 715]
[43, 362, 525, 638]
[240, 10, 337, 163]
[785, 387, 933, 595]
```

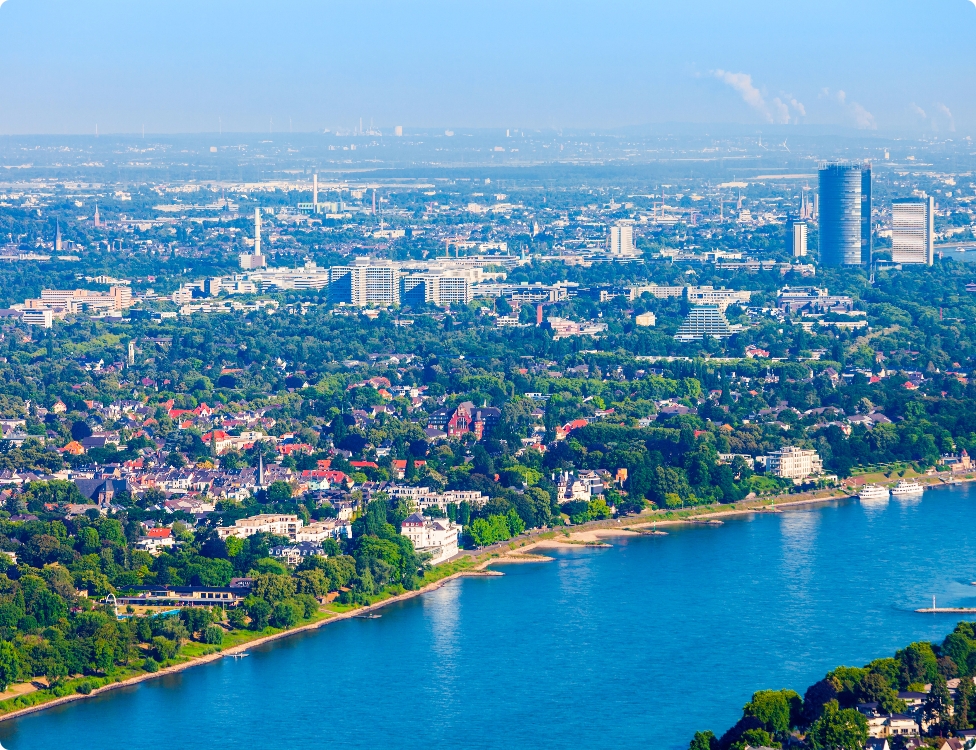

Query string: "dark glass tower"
[818, 163, 872, 266]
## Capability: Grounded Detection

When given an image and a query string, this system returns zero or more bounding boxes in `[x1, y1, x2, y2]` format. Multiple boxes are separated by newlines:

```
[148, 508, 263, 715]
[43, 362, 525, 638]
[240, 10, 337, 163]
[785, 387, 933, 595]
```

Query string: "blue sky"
[0, 0, 973, 134]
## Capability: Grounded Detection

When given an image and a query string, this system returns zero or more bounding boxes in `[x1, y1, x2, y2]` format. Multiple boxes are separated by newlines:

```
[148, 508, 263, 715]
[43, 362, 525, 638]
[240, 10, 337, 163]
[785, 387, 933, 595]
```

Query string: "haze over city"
[0, 0, 975, 134]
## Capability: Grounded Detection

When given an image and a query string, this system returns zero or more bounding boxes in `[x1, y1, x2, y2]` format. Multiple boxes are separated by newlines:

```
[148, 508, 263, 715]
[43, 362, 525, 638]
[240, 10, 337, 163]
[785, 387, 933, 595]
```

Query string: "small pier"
[916, 595, 976, 614]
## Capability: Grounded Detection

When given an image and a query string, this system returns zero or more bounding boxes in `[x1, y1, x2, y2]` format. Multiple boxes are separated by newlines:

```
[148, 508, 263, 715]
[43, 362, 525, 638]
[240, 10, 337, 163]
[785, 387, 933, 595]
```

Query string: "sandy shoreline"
[0, 567, 498, 725]
[1, 478, 961, 724]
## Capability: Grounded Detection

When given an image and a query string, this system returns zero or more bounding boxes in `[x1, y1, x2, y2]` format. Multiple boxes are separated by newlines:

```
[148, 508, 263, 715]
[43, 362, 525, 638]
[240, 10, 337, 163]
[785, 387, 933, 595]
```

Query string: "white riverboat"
[858, 484, 890, 502]
[891, 479, 924, 497]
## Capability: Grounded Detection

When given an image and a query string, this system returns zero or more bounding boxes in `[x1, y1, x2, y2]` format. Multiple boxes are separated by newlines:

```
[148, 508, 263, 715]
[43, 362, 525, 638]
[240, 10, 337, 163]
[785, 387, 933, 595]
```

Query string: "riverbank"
[0, 565, 500, 724]
[0, 478, 959, 725]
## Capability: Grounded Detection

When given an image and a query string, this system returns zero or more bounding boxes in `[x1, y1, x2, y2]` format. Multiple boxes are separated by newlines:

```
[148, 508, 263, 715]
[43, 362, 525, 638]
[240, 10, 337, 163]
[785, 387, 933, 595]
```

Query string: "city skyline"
[0, 0, 974, 135]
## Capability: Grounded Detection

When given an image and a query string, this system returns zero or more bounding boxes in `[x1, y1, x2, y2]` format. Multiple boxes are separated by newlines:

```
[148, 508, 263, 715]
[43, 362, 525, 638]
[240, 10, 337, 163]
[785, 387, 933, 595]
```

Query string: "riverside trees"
[694, 622, 976, 750]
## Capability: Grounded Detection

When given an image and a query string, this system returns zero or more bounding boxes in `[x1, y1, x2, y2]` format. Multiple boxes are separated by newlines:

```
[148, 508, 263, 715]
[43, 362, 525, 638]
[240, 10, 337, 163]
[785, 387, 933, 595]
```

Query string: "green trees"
[467, 513, 516, 547]
[688, 730, 717, 750]
[0, 641, 21, 692]
[742, 689, 802, 735]
[807, 700, 868, 750]
[697, 625, 976, 750]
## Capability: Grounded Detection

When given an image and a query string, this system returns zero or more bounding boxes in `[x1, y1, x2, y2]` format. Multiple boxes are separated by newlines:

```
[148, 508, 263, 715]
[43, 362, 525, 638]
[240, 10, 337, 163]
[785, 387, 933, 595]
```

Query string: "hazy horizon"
[0, 0, 974, 136]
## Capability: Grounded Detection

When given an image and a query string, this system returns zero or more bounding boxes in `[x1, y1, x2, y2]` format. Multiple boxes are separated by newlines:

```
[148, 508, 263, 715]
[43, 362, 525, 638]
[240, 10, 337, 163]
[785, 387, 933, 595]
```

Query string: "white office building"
[402, 272, 472, 307]
[792, 221, 808, 257]
[892, 196, 934, 266]
[22, 309, 54, 328]
[330, 262, 400, 306]
[608, 222, 638, 256]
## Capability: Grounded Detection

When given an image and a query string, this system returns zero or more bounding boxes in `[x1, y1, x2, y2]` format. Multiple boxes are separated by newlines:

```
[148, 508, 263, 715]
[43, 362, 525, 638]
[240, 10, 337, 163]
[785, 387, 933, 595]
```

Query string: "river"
[4, 484, 976, 750]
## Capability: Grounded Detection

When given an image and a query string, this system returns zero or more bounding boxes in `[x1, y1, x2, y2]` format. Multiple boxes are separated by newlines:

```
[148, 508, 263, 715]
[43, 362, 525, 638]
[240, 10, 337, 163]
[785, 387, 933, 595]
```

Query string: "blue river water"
[4, 485, 976, 750]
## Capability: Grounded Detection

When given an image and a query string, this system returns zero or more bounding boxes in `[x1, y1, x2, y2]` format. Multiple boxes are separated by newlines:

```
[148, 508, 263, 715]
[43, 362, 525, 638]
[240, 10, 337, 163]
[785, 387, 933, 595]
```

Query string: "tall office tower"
[860, 166, 872, 265]
[792, 221, 808, 257]
[818, 163, 871, 266]
[892, 195, 934, 266]
[394, 126, 403, 136]
[607, 222, 637, 256]
[313, 174, 319, 212]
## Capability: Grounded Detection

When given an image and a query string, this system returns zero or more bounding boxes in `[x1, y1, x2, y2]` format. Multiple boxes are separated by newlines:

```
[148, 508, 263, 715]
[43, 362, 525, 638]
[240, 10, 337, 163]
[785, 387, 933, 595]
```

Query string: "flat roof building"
[892, 195, 934, 266]
[819, 163, 871, 266]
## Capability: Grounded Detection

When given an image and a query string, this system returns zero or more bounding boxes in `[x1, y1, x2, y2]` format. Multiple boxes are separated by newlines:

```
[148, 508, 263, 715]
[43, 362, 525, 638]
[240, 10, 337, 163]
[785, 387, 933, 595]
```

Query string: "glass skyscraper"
[818, 163, 872, 266]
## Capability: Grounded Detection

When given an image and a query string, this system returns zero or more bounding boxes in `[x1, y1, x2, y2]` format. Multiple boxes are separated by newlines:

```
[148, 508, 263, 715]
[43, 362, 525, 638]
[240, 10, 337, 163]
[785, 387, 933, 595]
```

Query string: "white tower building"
[792, 221, 808, 257]
[608, 222, 637, 256]
[892, 195, 934, 266]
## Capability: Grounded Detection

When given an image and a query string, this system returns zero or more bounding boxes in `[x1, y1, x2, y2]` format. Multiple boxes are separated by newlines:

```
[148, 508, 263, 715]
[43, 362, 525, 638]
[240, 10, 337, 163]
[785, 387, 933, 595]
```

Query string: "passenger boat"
[891, 479, 924, 496]
[858, 484, 890, 502]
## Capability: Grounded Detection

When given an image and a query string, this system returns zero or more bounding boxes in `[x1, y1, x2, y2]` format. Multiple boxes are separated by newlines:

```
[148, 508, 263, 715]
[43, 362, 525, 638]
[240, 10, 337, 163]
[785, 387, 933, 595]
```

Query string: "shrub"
[76, 680, 94, 695]
[152, 636, 179, 661]
[270, 601, 300, 629]
[202, 625, 224, 645]
[227, 607, 248, 630]
[143, 658, 160, 673]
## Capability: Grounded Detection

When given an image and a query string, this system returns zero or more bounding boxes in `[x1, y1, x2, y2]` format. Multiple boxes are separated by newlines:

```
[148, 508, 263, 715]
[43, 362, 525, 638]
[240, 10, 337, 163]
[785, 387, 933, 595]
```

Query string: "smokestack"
[313, 174, 319, 212]
[254, 207, 262, 256]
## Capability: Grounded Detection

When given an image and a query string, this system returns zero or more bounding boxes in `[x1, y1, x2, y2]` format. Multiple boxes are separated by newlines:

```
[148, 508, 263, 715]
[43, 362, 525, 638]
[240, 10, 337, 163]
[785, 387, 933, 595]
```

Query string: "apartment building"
[765, 446, 824, 482]
[216, 513, 303, 540]
[330, 263, 400, 306]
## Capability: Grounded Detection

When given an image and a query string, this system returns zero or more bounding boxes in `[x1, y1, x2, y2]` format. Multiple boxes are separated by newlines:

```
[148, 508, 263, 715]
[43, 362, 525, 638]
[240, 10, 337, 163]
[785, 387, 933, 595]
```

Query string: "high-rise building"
[791, 221, 808, 257]
[394, 126, 403, 137]
[313, 174, 318, 213]
[607, 222, 637, 256]
[330, 263, 400, 306]
[402, 272, 472, 307]
[818, 163, 871, 266]
[891, 195, 934, 266]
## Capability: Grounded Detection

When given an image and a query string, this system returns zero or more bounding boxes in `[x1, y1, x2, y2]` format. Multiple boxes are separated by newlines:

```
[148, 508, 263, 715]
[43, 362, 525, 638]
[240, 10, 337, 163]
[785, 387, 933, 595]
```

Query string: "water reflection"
[426, 580, 461, 663]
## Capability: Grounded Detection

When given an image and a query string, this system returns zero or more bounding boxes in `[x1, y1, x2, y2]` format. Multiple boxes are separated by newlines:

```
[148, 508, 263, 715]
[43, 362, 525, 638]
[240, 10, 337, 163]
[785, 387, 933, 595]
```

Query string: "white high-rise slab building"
[792, 221, 808, 257]
[891, 195, 934, 266]
[330, 262, 400, 306]
[608, 222, 637, 256]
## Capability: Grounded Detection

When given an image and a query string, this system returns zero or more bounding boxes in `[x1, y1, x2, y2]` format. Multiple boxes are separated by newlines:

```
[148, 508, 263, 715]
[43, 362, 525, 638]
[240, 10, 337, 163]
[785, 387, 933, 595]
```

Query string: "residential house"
[135, 527, 176, 555]
[270, 541, 324, 566]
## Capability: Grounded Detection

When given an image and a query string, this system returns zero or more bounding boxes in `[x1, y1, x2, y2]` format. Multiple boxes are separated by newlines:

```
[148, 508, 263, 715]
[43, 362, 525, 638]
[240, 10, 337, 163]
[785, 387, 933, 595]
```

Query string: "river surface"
[5, 484, 976, 750]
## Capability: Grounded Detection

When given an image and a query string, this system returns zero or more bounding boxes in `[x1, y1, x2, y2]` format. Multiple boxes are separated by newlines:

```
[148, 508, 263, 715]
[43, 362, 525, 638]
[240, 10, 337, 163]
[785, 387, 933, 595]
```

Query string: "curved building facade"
[819, 163, 871, 266]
